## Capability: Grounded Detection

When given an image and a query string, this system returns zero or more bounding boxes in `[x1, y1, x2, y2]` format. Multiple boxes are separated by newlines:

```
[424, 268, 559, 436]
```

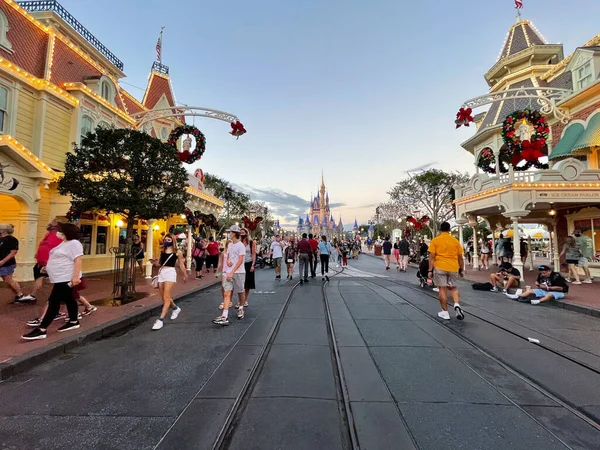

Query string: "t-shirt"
[500, 267, 521, 278]
[429, 232, 463, 273]
[575, 235, 593, 259]
[309, 239, 319, 253]
[224, 241, 246, 274]
[536, 272, 569, 294]
[0, 235, 19, 267]
[382, 241, 393, 255]
[46, 240, 84, 284]
[318, 241, 332, 255]
[207, 241, 220, 256]
[270, 241, 284, 258]
[399, 240, 410, 255]
[563, 244, 581, 260]
[297, 238, 312, 254]
[35, 232, 63, 265]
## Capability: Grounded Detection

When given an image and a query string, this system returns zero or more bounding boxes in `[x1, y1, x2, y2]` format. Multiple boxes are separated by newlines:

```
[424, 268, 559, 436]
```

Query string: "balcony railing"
[19, 1, 124, 71]
[152, 61, 169, 75]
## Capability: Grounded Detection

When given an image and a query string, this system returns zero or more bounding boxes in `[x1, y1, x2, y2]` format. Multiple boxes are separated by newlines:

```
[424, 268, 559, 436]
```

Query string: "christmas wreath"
[502, 109, 549, 171]
[167, 124, 206, 164]
[477, 147, 510, 174]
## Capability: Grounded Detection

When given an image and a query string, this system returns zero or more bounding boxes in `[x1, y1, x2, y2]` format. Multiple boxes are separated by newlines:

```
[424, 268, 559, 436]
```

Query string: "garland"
[194, 211, 219, 229]
[167, 124, 206, 164]
[66, 209, 79, 222]
[501, 109, 549, 171]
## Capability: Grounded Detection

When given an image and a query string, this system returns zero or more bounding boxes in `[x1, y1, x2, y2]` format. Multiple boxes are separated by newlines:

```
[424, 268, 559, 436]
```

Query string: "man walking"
[427, 222, 465, 321]
[308, 233, 319, 278]
[297, 233, 312, 284]
[574, 228, 593, 283]
[269, 234, 284, 280]
[382, 236, 393, 270]
[398, 236, 410, 272]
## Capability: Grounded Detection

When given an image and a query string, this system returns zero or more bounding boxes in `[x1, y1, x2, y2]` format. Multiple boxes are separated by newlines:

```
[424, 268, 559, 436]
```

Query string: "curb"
[0, 281, 219, 381]
[361, 252, 600, 317]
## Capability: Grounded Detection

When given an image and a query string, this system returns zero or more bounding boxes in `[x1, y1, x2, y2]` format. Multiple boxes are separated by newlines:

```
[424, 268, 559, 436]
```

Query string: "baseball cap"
[538, 265, 551, 271]
[227, 225, 241, 233]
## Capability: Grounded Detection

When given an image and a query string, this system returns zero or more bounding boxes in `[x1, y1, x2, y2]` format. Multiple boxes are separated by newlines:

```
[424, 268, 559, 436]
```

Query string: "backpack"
[472, 282, 494, 291]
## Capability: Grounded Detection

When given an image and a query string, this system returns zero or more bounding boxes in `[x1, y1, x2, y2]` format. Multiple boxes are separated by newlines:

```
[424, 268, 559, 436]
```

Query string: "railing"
[19, 1, 125, 71]
[152, 61, 169, 75]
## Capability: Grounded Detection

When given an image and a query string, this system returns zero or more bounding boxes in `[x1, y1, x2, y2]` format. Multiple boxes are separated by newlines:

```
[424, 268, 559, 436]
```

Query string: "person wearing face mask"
[131, 235, 145, 275]
[574, 228, 594, 284]
[22, 223, 83, 340]
[0, 223, 25, 302]
[19, 220, 64, 303]
[148, 233, 187, 330]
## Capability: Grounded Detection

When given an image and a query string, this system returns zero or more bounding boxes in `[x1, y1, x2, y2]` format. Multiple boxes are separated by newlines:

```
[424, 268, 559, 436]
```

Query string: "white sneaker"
[572, 281, 582, 285]
[505, 293, 519, 300]
[531, 300, 541, 305]
[454, 304, 465, 321]
[170, 306, 181, 320]
[583, 279, 593, 284]
[433, 287, 439, 292]
[152, 319, 164, 330]
[437, 310, 450, 320]
[490, 287, 498, 292]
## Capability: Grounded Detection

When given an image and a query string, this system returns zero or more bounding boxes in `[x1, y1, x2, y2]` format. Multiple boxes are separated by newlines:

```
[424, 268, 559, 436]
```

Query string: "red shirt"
[35, 231, 63, 265]
[309, 238, 319, 252]
[207, 241, 220, 256]
[297, 238, 312, 254]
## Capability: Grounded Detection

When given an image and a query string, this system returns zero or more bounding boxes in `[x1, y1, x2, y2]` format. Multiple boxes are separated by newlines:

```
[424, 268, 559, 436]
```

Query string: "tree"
[388, 169, 470, 236]
[204, 173, 250, 229]
[58, 127, 189, 300]
[247, 201, 274, 238]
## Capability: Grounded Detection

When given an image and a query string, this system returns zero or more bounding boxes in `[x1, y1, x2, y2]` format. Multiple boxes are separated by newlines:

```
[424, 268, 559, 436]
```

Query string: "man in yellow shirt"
[427, 222, 465, 321]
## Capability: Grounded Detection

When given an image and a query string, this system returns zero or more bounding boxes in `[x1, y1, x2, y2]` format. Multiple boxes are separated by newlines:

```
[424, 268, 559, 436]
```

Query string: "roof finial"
[321, 170, 325, 189]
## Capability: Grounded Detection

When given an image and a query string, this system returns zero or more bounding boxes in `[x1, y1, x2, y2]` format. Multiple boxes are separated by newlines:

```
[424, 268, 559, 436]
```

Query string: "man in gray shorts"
[427, 222, 465, 321]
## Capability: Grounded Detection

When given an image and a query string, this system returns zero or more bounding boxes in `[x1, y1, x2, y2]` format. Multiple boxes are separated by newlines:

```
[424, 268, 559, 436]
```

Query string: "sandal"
[243, 302, 249, 307]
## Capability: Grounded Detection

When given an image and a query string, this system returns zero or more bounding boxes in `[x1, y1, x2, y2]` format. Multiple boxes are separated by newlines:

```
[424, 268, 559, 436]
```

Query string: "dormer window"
[576, 62, 593, 90]
[0, 10, 13, 53]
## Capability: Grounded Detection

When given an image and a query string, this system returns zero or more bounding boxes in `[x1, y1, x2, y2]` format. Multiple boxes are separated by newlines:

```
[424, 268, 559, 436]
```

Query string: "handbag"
[151, 254, 174, 289]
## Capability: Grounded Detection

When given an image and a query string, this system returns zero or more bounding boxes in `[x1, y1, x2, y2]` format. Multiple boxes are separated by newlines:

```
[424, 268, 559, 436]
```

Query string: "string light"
[0, 135, 59, 180]
[64, 83, 136, 124]
[456, 181, 600, 204]
[46, 33, 56, 81]
[185, 186, 224, 207]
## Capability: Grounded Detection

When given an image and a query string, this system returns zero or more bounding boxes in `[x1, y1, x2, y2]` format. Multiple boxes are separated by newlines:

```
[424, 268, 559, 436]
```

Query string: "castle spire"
[321, 170, 325, 190]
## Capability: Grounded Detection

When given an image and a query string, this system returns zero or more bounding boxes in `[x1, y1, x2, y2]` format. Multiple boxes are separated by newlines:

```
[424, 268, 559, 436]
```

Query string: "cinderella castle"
[297, 175, 347, 238]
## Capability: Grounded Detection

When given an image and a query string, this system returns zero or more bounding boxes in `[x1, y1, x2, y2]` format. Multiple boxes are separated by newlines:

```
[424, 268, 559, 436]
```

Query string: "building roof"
[476, 78, 536, 132]
[142, 71, 176, 109]
[497, 20, 547, 62]
[549, 123, 585, 160]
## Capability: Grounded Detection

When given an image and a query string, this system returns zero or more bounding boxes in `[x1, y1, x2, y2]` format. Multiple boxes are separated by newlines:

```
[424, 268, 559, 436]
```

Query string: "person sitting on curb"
[490, 262, 521, 292]
[505, 265, 568, 305]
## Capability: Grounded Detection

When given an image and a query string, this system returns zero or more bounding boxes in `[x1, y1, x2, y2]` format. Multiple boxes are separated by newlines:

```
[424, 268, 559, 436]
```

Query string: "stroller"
[416, 255, 435, 289]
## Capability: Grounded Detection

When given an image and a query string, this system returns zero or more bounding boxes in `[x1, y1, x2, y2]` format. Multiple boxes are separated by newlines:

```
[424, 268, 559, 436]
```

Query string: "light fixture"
[153, 224, 160, 231]
[548, 202, 556, 216]
[180, 214, 186, 219]
[116, 219, 124, 228]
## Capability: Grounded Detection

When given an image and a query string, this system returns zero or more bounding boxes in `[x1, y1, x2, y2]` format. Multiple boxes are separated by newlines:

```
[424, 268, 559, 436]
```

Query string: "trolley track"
[353, 276, 600, 438]
[209, 267, 359, 450]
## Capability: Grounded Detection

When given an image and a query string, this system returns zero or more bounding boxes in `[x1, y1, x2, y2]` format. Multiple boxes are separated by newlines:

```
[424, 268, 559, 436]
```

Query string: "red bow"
[230, 121, 247, 139]
[512, 140, 546, 166]
[241, 216, 263, 231]
[455, 107, 474, 128]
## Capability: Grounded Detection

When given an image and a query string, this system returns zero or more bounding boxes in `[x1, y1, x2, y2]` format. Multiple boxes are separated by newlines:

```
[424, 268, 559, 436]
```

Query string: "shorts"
[0, 264, 16, 277]
[578, 257, 589, 268]
[222, 273, 245, 293]
[273, 257, 282, 267]
[157, 266, 177, 283]
[433, 270, 458, 288]
[566, 259, 579, 265]
[73, 278, 87, 300]
[393, 249, 400, 259]
[400, 255, 409, 263]
[532, 289, 565, 300]
[33, 263, 49, 280]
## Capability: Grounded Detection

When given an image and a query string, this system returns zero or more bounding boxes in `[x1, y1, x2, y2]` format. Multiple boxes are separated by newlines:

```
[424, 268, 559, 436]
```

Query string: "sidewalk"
[0, 269, 219, 379]
[362, 250, 600, 315]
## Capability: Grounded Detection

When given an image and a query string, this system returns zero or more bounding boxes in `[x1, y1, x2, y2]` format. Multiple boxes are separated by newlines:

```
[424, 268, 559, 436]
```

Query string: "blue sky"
[60, 0, 600, 227]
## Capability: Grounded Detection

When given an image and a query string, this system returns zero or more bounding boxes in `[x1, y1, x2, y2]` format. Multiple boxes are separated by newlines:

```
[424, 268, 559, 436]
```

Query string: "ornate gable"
[142, 71, 176, 110]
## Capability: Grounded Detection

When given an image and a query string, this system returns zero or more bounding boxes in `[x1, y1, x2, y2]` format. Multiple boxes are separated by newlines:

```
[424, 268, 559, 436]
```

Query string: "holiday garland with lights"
[167, 124, 206, 164]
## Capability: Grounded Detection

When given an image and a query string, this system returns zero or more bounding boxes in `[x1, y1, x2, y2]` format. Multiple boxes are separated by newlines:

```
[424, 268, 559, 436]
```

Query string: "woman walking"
[0, 224, 25, 302]
[480, 240, 490, 270]
[318, 235, 332, 281]
[149, 233, 186, 330]
[240, 228, 256, 310]
[560, 236, 582, 284]
[192, 237, 206, 280]
[22, 223, 83, 340]
[284, 239, 297, 280]
[393, 238, 401, 270]
[132, 235, 145, 275]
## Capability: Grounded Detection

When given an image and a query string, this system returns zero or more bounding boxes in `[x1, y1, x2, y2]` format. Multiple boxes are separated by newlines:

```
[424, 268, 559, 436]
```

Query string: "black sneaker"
[300, 279, 304, 285]
[58, 321, 80, 332]
[326, 276, 330, 282]
[26, 318, 42, 327]
[14, 294, 25, 303]
[454, 304, 465, 321]
[22, 328, 47, 340]
[304, 278, 309, 283]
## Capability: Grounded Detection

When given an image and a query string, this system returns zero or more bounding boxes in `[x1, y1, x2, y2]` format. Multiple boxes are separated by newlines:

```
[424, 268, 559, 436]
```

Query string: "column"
[145, 219, 155, 279]
[551, 223, 560, 271]
[456, 218, 467, 261]
[186, 225, 193, 271]
[527, 235, 534, 271]
[468, 217, 479, 270]
[511, 217, 524, 285]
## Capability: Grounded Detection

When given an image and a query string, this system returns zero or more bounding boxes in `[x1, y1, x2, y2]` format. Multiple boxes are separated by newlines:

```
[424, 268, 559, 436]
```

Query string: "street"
[2, 255, 600, 450]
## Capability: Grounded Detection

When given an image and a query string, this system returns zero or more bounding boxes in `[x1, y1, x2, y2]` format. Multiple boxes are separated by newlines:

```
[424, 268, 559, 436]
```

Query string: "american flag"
[515, 0, 523, 9]
[156, 27, 164, 62]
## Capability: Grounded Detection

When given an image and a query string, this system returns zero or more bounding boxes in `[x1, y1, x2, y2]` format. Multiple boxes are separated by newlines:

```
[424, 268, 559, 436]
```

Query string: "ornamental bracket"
[461, 87, 573, 124]
[131, 106, 241, 129]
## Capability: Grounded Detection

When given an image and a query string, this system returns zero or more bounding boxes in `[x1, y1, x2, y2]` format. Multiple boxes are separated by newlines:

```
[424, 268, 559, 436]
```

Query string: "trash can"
[374, 245, 382, 256]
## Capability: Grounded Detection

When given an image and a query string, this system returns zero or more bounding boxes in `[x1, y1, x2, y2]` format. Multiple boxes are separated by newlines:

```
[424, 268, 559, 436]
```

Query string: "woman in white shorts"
[149, 233, 187, 330]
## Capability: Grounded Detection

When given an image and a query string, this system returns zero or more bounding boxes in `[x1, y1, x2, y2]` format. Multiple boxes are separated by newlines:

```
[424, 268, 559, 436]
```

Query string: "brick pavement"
[0, 269, 219, 365]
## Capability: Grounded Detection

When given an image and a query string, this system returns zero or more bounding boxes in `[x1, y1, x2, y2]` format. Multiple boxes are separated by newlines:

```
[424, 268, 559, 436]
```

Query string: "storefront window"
[80, 225, 93, 255]
[96, 226, 108, 254]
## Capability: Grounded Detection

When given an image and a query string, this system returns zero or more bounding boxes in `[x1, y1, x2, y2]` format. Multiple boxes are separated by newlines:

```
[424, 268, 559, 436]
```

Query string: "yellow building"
[0, 0, 222, 281]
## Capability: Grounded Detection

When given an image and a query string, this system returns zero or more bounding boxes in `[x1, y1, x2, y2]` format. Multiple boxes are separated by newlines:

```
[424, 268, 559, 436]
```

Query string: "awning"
[549, 123, 585, 160]
[572, 112, 600, 154]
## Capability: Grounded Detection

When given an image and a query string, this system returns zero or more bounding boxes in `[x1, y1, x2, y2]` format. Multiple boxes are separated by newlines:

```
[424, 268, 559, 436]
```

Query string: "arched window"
[80, 115, 94, 140]
[101, 80, 111, 101]
[98, 121, 111, 129]
[0, 86, 8, 133]
[0, 10, 13, 53]
[160, 126, 168, 140]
